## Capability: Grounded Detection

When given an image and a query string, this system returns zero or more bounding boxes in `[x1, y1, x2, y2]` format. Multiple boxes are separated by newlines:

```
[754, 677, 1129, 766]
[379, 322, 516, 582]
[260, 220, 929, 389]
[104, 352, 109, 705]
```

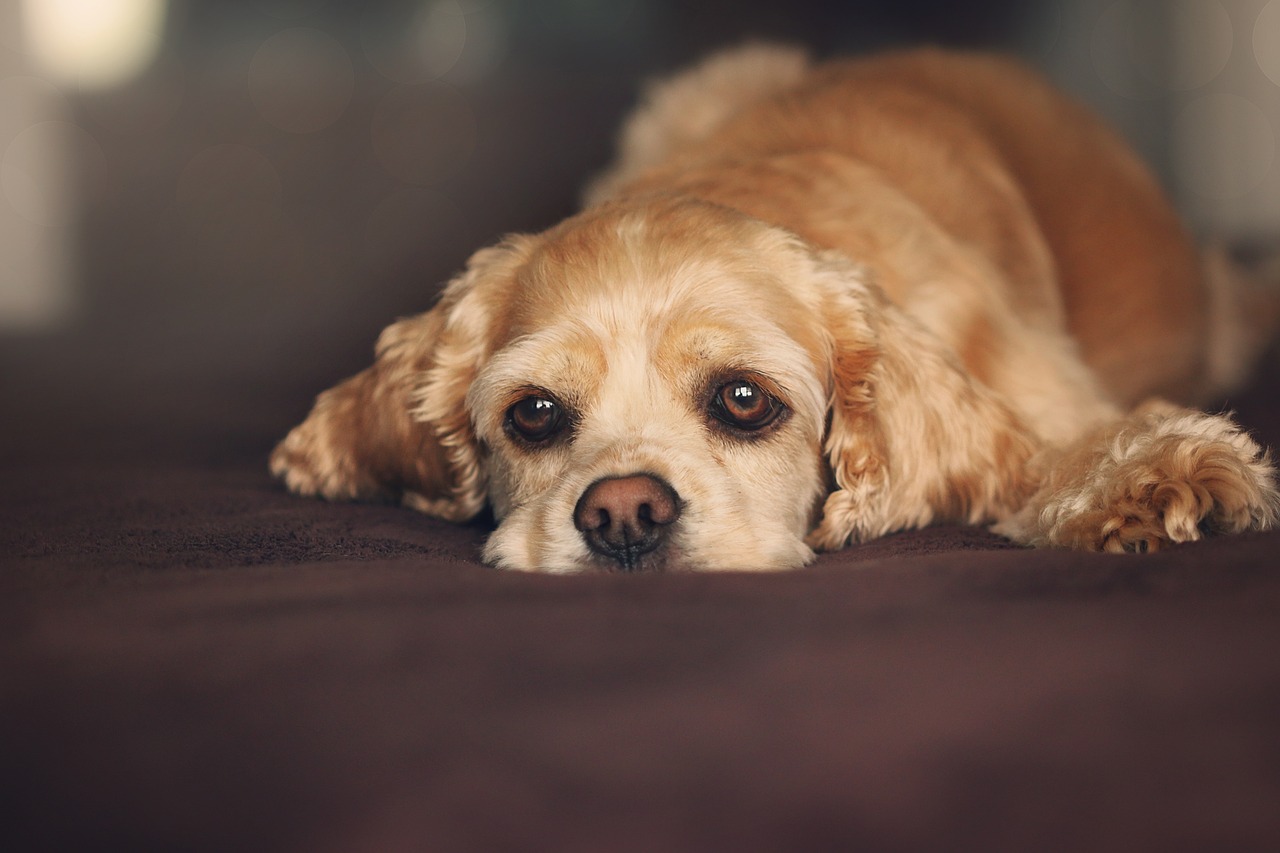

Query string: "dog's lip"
[581, 542, 683, 574]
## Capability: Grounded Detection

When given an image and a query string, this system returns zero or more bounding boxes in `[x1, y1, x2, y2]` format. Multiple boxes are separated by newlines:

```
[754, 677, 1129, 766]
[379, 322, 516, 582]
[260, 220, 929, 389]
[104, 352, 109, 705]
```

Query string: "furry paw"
[994, 406, 1279, 552]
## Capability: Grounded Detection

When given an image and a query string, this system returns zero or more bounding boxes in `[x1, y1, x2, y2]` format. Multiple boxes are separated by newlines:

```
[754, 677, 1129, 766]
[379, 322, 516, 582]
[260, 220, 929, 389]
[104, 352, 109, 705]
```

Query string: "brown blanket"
[3, 344, 1279, 852]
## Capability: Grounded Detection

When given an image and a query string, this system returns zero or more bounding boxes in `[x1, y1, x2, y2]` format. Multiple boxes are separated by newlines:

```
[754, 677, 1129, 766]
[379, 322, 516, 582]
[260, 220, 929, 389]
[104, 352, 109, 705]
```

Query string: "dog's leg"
[993, 400, 1279, 552]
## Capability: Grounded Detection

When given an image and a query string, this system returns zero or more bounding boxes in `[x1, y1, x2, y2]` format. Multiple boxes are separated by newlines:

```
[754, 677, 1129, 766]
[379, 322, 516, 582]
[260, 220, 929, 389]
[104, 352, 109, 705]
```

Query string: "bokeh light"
[1163, 0, 1233, 91]
[1253, 0, 1280, 88]
[362, 0, 469, 84]
[441, 2, 507, 82]
[21, 0, 166, 91]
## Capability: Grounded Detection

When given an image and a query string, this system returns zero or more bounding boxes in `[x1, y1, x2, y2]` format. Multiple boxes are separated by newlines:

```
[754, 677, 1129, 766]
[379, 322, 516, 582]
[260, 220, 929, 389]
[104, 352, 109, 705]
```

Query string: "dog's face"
[272, 196, 1035, 572]
[468, 201, 832, 571]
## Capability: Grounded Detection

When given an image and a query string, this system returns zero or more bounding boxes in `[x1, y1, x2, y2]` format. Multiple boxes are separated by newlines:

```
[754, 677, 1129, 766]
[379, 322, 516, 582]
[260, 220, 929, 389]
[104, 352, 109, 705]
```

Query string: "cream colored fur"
[271, 45, 1280, 572]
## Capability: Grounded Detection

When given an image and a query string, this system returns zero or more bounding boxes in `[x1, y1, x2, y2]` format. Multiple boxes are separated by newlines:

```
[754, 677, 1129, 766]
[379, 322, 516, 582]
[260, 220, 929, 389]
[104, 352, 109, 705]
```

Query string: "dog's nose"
[573, 474, 682, 570]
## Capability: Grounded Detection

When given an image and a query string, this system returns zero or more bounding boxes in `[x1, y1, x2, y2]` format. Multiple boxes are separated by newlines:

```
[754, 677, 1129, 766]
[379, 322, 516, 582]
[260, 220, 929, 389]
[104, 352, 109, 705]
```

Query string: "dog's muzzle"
[573, 473, 682, 571]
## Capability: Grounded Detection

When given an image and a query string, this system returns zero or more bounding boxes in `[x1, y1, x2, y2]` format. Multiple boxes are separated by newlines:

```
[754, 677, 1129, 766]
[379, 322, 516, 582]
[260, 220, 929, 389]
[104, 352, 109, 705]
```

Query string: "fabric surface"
[3, 351, 1280, 852]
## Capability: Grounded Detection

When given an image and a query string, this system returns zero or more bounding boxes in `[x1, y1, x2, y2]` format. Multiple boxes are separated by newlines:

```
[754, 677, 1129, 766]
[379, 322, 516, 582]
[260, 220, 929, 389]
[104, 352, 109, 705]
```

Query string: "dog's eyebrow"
[651, 319, 827, 417]
[465, 329, 605, 437]
[494, 384, 579, 419]
[701, 368, 792, 400]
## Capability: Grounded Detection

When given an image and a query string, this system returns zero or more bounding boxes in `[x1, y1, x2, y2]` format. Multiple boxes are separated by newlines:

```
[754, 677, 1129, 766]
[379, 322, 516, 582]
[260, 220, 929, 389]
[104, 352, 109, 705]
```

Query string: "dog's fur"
[272, 45, 1280, 572]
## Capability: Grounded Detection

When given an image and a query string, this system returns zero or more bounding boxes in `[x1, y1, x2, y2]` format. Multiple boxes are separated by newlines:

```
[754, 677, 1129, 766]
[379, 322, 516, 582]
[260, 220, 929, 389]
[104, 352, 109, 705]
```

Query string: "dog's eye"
[507, 395, 565, 444]
[711, 380, 783, 431]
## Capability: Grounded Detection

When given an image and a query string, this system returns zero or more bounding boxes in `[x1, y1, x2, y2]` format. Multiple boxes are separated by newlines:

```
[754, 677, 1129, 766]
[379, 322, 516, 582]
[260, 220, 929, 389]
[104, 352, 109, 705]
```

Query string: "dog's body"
[272, 46, 1280, 572]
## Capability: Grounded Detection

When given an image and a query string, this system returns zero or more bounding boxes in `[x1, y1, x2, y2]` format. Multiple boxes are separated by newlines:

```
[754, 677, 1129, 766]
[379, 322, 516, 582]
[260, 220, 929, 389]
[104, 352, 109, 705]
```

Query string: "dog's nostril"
[579, 506, 611, 532]
[573, 474, 681, 568]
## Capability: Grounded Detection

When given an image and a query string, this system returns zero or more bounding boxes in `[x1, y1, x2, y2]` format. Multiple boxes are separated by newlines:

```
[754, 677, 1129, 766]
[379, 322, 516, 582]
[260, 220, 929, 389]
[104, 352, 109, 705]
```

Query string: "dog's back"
[592, 45, 1274, 407]
[583, 44, 812, 206]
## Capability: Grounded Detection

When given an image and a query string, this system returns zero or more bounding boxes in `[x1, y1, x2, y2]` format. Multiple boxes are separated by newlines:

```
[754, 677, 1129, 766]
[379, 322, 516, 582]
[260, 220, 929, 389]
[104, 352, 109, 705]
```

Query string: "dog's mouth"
[577, 537, 688, 573]
[585, 549, 676, 574]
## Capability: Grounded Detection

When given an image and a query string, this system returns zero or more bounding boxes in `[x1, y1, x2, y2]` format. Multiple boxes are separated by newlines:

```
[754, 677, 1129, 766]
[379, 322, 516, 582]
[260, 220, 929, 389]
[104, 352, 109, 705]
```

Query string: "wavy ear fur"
[803, 250, 1042, 549]
[270, 240, 531, 521]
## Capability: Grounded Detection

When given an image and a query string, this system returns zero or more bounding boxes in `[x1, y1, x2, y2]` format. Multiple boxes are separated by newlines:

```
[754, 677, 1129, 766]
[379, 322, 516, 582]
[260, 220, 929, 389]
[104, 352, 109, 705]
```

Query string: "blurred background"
[2, 0, 1279, 442]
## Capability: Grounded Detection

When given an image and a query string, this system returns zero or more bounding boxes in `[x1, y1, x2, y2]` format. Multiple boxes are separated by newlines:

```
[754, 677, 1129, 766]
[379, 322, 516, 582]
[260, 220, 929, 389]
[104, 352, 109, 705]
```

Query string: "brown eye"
[507, 395, 565, 443]
[711, 380, 783, 431]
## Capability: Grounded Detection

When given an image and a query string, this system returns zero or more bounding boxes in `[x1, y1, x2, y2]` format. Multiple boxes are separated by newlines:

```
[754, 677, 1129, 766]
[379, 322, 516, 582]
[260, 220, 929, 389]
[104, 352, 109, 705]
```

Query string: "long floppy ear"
[270, 239, 532, 522]
[802, 250, 1042, 549]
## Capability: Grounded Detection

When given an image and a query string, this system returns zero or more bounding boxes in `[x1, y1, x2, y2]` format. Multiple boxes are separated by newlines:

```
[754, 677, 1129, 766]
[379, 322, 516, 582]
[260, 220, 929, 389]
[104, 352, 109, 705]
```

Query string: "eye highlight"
[506, 395, 566, 444]
[710, 379, 785, 432]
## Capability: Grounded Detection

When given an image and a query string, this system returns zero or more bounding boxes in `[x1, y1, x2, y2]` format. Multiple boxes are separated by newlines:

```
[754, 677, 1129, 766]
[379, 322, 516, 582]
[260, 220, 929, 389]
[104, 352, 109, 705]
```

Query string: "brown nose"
[573, 474, 682, 570]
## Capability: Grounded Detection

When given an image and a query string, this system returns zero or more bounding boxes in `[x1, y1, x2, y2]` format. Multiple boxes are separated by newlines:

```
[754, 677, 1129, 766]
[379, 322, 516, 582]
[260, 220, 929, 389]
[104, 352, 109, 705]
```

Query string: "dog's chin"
[584, 548, 680, 574]
[482, 522, 817, 574]
[586, 541, 817, 574]
[481, 535, 684, 574]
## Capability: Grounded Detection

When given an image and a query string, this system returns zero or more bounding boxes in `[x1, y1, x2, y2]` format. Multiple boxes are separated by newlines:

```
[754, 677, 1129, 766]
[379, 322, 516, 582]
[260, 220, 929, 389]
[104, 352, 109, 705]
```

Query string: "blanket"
[3, 342, 1279, 851]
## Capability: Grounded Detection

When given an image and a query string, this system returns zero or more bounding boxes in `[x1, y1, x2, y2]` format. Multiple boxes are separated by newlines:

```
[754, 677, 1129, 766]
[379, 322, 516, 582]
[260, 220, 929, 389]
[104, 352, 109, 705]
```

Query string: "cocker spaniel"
[272, 45, 1280, 572]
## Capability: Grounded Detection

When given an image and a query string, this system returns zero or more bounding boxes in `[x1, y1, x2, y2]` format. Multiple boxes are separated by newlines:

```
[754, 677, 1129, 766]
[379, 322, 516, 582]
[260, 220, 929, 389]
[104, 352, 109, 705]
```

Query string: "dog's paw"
[994, 406, 1279, 552]
[269, 381, 388, 504]
[269, 419, 364, 501]
[1090, 446, 1274, 553]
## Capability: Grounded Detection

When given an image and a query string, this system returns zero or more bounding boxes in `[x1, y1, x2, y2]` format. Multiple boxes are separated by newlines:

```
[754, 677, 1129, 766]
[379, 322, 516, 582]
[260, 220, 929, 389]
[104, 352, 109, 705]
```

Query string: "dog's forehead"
[485, 294, 788, 402]
[509, 200, 806, 324]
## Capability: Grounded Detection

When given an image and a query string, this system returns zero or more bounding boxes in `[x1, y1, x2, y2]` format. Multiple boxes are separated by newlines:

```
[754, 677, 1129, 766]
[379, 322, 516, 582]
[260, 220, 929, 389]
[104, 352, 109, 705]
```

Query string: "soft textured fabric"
[3, 350, 1279, 852]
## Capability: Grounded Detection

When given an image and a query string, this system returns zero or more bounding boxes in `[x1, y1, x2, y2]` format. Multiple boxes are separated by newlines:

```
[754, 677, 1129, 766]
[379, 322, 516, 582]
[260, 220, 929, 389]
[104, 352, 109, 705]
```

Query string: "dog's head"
[272, 196, 1034, 572]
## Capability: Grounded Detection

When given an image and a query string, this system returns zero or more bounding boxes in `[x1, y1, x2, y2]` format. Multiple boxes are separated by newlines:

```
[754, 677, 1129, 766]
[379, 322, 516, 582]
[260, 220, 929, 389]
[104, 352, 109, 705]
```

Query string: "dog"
[271, 45, 1280, 572]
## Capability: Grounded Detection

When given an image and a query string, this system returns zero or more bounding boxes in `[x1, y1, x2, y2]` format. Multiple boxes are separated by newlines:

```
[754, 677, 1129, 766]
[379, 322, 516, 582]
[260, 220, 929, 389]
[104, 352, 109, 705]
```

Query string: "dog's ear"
[801, 250, 1041, 549]
[270, 239, 532, 521]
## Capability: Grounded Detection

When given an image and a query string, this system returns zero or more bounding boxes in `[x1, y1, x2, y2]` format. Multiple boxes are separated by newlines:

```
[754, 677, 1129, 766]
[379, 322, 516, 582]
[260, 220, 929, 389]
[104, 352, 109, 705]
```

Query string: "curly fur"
[272, 45, 1280, 572]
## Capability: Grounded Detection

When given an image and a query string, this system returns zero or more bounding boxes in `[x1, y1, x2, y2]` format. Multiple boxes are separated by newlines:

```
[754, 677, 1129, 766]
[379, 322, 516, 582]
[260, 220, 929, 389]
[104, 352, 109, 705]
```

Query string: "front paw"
[269, 421, 361, 501]
[994, 408, 1279, 552]
[269, 381, 383, 503]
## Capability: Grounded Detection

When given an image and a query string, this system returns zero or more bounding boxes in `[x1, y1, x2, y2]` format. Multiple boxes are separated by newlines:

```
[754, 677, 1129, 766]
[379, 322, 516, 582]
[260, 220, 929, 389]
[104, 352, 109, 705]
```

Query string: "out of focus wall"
[1035, 0, 1280, 238]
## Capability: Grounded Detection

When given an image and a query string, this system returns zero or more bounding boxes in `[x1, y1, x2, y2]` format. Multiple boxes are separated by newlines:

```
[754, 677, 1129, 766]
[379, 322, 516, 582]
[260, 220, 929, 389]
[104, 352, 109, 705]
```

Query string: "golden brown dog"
[272, 45, 1280, 572]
